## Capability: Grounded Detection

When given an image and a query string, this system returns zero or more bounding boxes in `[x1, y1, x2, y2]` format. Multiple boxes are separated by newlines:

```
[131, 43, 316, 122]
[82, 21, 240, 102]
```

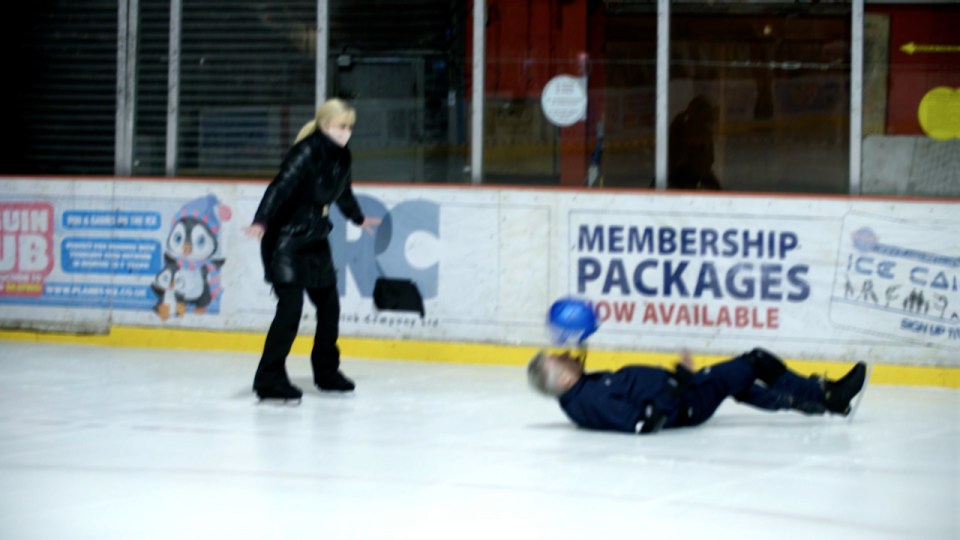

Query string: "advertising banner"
[0, 180, 234, 331]
[1, 178, 957, 366]
[830, 213, 959, 349]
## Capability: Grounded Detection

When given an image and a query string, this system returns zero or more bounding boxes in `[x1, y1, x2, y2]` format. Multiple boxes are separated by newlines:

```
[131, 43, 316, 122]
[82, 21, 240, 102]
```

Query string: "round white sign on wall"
[541, 75, 587, 127]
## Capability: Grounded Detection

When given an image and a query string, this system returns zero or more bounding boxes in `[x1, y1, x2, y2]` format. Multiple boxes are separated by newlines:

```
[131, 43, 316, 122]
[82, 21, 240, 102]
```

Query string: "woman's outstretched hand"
[243, 223, 265, 241]
[361, 217, 382, 235]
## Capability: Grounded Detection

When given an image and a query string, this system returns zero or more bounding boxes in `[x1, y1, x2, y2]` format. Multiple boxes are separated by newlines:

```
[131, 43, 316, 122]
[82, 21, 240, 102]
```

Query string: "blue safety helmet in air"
[547, 297, 598, 346]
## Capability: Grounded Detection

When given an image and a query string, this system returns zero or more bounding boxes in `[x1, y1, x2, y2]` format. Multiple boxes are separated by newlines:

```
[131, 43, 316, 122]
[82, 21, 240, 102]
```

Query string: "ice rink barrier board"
[0, 177, 958, 381]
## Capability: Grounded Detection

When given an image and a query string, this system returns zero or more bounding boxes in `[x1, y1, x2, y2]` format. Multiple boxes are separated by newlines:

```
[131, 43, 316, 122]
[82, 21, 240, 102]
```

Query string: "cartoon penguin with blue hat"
[161, 194, 230, 316]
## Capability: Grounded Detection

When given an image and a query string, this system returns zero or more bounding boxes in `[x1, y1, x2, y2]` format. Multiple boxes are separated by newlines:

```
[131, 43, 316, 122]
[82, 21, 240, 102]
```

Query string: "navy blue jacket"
[559, 367, 674, 433]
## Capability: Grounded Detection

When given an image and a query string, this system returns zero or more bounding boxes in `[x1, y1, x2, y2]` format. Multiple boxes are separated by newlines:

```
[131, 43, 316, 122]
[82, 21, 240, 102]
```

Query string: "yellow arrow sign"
[900, 42, 960, 55]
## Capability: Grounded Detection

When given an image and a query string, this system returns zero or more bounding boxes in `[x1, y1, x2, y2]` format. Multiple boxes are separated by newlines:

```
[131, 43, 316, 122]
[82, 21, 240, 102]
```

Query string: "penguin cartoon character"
[150, 255, 181, 321]
[164, 194, 231, 316]
[173, 259, 225, 316]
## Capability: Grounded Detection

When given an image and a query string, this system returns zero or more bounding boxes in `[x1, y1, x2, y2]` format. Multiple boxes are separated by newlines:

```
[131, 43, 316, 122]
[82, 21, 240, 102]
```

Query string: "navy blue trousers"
[671, 351, 825, 428]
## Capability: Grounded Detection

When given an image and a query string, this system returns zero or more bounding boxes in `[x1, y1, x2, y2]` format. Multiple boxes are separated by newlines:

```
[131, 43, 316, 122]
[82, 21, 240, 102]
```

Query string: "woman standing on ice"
[243, 98, 381, 401]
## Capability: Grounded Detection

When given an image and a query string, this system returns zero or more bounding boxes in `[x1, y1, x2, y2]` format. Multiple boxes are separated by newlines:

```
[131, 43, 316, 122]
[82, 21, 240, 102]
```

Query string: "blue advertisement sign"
[0, 194, 231, 321]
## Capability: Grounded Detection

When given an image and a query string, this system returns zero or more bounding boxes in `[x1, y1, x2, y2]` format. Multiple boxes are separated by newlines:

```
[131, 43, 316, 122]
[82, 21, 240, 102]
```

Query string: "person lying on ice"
[527, 347, 867, 434]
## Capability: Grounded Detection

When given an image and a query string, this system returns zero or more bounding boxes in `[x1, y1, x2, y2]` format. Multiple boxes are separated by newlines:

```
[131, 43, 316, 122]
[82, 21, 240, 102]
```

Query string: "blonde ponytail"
[294, 120, 318, 144]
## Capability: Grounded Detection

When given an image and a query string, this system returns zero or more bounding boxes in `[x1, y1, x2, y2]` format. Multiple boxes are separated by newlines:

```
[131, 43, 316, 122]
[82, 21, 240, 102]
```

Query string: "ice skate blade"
[256, 396, 302, 406]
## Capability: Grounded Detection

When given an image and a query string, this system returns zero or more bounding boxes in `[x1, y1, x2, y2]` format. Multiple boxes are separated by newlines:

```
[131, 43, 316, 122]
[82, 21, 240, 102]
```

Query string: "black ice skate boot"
[823, 362, 867, 416]
[315, 370, 355, 392]
[254, 381, 303, 402]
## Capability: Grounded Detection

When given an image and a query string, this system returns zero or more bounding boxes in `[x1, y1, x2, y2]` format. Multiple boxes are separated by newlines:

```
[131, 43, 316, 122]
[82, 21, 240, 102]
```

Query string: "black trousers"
[253, 283, 341, 388]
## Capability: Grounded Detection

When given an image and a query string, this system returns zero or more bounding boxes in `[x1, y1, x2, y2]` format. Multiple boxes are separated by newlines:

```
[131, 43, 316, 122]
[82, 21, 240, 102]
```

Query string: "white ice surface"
[0, 340, 957, 540]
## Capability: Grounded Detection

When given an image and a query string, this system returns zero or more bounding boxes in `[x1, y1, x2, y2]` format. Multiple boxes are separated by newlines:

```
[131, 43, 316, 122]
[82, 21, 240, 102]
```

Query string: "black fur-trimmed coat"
[253, 130, 365, 288]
